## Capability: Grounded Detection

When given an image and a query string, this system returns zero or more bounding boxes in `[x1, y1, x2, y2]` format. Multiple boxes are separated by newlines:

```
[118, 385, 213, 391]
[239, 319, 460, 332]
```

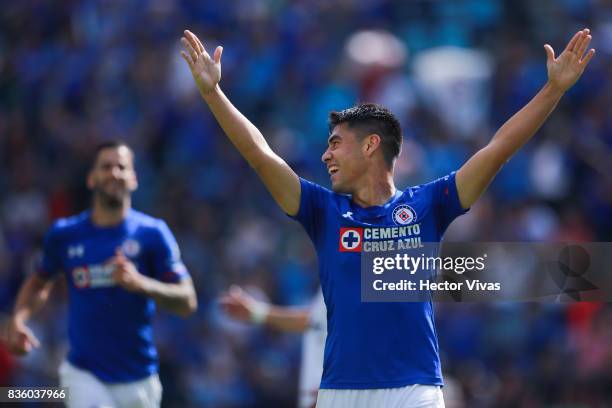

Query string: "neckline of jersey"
[85, 209, 131, 231]
[349, 188, 404, 218]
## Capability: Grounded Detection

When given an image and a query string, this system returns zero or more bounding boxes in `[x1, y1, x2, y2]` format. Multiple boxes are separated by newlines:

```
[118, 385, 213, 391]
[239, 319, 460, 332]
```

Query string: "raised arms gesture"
[180, 30, 301, 216]
[181, 30, 223, 97]
[545, 29, 595, 92]
[456, 29, 595, 209]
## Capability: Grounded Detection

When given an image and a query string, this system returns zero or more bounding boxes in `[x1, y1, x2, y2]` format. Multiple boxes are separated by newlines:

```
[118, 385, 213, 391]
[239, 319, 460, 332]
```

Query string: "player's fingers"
[214, 46, 223, 64]
[111, 265, 126, 281]
[564, 30, 583, 53]
[580, 48, 596, 66]
[115, 248, 130, 264]
[544, 44, 555, 63]
[185, 30, 204, 55]
[188, 31, 210, 59]
[180, 51, 194, 70]
[225, 304, 243, 314]
[227, 291, 245, 304]
[184, 30, 203, 53]
[112, 259, 125, 268]
[574, 31, 587, 53]
[218, 296, 235, 307]
[183, 30, 199, 52]
[185, 30, 211, 60]
[576, 34, 592, 60]
[10, 329, 37, 354]
[181, 37, 199, 63]
[220, 302, 244, 317]
[25, 331, 40, 349]
[198, 39, 210, 59]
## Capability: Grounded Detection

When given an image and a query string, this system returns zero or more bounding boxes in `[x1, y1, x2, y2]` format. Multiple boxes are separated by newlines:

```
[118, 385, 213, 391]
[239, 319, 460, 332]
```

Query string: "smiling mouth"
[328, 166, 339, 175]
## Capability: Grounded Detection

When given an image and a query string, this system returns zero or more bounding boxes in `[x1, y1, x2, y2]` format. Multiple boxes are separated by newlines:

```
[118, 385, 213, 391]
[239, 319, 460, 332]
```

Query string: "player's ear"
[130, 173, 139, 192]
[363, 134, 381, 157]
[86, 170, 95, 190]
[127, 150, 138, 192]
[126, 166, 138, 192]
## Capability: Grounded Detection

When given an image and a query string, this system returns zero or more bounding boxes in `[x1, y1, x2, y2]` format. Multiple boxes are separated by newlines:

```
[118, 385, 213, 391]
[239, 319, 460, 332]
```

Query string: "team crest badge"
[339, 228, 363, 252]
[392, 205, 417, 225]
[122, 239, 141, 257]
[72, 267, 90, 288]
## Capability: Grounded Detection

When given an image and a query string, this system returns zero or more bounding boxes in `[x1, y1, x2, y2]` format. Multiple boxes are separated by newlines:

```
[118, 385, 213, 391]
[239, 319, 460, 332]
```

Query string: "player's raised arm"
[180, 30, 301, 216]
[456, 29, 595, 209]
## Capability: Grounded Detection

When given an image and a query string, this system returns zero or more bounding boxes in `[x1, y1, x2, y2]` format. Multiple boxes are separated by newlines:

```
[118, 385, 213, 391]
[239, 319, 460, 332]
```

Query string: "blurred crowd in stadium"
[1, 0, 612, 407]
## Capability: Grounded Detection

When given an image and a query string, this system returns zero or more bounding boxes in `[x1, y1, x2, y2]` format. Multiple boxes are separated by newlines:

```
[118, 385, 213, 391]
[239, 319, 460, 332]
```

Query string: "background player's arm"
[7, 274, 55, 355]
[111, 251, 197, 318]
[220, 286, 311, 332]
[138, 277, 197, 318]
[456, 29, 595, 209]
[180, 30, 301, 216]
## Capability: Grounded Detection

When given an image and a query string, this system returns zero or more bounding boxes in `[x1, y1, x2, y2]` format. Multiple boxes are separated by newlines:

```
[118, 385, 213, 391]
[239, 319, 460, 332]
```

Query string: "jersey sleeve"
[37, 223, 63, 280]
[426, 171, 469, 236]
[150, 221, 189, 283]
[288, 178, 330, 243]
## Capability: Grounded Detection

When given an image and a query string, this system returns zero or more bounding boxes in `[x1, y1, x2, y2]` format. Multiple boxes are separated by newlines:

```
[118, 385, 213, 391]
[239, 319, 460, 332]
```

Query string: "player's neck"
[351, 172, 396, 208]
[91, 199, 131, 227]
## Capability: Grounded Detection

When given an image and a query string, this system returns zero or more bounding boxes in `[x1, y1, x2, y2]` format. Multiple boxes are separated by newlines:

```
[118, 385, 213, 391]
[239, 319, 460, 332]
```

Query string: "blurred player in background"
[6, 141, 197, 408]
[181, 28, 594, 407]
[220, 285, 326, 408]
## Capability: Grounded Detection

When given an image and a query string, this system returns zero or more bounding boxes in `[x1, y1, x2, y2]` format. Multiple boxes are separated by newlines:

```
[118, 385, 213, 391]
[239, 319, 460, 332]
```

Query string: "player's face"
[321, 124, 368, 193]
[87, 146, 137, 207]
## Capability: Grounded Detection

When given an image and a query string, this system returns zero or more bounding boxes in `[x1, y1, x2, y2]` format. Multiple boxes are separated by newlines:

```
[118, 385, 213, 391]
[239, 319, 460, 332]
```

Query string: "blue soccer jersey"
[38, 209, 188, 383]
[291, 172, 467, 389]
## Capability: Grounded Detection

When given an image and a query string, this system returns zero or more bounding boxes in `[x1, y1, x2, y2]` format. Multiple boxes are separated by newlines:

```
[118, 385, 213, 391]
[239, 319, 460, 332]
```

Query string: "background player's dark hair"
[91, 140, 134, 168]
[328, 103, 402, 168]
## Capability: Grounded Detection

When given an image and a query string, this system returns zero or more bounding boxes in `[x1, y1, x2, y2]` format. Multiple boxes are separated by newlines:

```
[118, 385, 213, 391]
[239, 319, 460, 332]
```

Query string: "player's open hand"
[6, 319, 40, 356]
[110, 249, 145, 293]
[545, 28, 595, 93]
[181, 30, 222, 96]
[219, 285, 260, 322]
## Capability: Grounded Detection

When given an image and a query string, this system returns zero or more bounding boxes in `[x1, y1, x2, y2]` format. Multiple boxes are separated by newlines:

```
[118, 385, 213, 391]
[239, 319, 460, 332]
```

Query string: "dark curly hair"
[328, 103, 402, 168]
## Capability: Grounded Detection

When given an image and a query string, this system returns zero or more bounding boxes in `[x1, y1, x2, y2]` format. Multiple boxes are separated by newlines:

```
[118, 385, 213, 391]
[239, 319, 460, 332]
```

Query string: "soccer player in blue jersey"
[181, 28, 594, 407]
[7, 141, 197, 408]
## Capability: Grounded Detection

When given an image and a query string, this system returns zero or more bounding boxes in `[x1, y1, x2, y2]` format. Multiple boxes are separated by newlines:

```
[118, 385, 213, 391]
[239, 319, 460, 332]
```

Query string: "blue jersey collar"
[350, 189, 404, 220]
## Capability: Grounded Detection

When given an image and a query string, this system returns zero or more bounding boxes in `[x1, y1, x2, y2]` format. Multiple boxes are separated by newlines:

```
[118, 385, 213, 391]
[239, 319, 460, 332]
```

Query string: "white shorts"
[59, 360, 162, 408]
[316, 384, 445, 408]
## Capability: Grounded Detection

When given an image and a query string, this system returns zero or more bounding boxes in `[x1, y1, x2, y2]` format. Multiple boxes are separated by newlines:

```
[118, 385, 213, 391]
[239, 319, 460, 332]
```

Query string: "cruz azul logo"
[339, 228, 363, 252]
[72, 266, 90, 288]
[392, 205, 417, 225]
[71, 264, 116, 289]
